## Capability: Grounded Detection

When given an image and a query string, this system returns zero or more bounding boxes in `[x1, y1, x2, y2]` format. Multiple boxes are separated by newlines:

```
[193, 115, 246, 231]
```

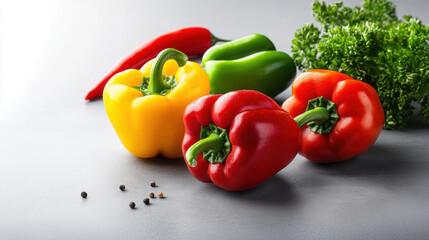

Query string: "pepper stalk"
[185, 123, 231, 167]
[294, 96, 339, 134]
[134, 48, 188, 96]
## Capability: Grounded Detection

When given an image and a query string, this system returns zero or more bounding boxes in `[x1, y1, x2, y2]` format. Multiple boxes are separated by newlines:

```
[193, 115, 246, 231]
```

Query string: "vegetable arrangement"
[93, 10, 423, 190]
[291, 0, 429, 129]
[179, 71, 384, 190]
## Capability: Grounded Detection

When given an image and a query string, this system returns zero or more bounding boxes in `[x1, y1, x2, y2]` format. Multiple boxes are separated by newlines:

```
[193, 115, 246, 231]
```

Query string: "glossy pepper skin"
[205, 51, 296, 98]
[202, 34, 296, 98]
[183, 90, 300, 191]
[86, 27, 226, 101]
[282, 70, 385, 163]
[202, 34, 275, 66]
[104, 49, 210, 158]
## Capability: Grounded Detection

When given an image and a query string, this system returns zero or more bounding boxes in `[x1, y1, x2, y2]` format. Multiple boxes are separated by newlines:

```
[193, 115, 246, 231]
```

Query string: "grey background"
[0, 0, 428, 239]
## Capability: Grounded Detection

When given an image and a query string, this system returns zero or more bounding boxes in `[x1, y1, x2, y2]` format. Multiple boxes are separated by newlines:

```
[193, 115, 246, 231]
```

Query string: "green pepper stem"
[186, 133, 224, 167]
[211, 34, 230, 45]
[294, 107, 330, 128]
[147, 48, 188, 95]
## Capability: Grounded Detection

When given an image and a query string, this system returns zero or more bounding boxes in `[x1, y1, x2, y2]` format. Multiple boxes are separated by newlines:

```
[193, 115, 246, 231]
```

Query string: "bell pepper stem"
[295, 96, 339, 134]
[186, 133, 224, 167]
[148, 48, 188, 95]
[294, 107, 330, 128]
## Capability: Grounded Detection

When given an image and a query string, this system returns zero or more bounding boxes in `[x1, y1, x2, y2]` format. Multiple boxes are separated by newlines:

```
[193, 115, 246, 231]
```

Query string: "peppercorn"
[81, 191, 87, 198]
[119, 185, 126, 191]
[157, 192, 163, 198]
[149, 192, 155, 198]
[150, 181, 156, 187]
[143, 198, 150, 205]
[129, 202, 136, 209]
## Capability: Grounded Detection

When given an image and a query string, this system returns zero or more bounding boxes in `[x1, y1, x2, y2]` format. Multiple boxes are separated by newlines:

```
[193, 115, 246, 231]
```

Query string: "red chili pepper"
[85, 27, 226, 101]
[282, 70, 385, 163]
[182, 90, 300, 191]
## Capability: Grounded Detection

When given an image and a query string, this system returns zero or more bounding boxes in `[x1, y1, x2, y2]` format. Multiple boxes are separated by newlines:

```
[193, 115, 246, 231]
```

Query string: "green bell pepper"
[202, 34, 296, 98]
[202, 34, 275, 66]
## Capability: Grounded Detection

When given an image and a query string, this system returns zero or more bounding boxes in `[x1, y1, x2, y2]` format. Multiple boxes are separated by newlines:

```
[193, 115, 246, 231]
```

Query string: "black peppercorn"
[143, 198, 150, 205]
[150, 181, 156, 187]
[81, 191, 87, 198]
[119, 185, 126, 191]
[149, 192, 155, 198]
[129, 202, 136, 209]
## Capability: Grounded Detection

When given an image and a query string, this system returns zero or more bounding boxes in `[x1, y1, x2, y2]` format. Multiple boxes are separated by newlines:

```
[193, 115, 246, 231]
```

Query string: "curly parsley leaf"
[292, 0, 429, 129]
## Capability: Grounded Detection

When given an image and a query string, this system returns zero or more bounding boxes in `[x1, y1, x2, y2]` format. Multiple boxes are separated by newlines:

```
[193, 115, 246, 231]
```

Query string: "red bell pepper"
[282, 70, 385, 163]
[182, 90, 300, 191]
[85, 27, 227, 101]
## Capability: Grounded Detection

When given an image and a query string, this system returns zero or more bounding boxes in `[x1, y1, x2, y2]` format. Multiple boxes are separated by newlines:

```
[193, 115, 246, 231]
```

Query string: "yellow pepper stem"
[148, 48, 188, 95]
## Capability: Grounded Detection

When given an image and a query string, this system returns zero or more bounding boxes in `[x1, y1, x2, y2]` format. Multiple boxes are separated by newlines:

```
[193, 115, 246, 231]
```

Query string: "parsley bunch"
[292, 0, 429, 129]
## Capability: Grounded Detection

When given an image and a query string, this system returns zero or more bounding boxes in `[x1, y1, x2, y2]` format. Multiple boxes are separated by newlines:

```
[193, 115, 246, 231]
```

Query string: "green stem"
[295, 96, 339, 134]
[186, 133, 224, 167]
[147, 48, 188, 95]
[211, 34, 230, 45]
[294, 107, 330, 128]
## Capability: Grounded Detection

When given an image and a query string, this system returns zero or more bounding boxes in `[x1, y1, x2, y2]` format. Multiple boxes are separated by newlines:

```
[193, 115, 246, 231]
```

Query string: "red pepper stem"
[211, 34, 230, 45]
[186, 133, 224, 167]
[294, 107, 330, 128]
[148, 48, 188, 95]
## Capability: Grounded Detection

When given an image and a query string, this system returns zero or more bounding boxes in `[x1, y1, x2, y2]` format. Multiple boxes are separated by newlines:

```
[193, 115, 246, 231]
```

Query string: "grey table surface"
[1, 0, 428, 239]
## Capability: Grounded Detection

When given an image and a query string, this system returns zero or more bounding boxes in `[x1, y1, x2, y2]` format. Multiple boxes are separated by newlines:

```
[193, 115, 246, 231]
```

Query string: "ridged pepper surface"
[104, 49, 210, 158]
[282, 70, 385, 163]
[182, 90, 300, 191]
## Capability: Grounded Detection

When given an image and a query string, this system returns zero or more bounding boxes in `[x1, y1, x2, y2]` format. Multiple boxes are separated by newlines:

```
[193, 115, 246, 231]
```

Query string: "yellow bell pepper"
[103, 48, 210, 158]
